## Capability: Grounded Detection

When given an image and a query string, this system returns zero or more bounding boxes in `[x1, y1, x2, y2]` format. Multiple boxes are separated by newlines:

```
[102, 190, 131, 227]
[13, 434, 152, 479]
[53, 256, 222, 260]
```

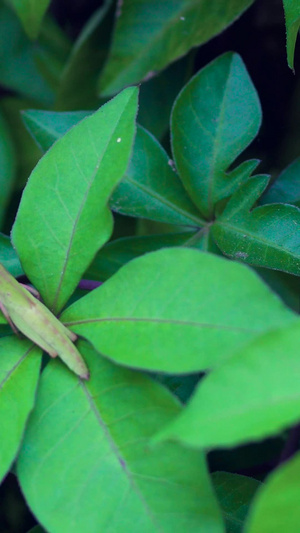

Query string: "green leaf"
[245, 452, 300, 532]
[23, 111, 204, 226]
[7, 0, 51, 39]
[138, 55, 194, 140]
[55, 2, 114, 110]
[212, 472, 261, 533]
[22, 109, 92, 152]
[261, 157, 300, 207]
[0, 233, 23, 277]
[283, 0, 300, 70]
[111, 125, 204, 226]
[99, 0, 255, 96]
[0, 337, 41, 483]
[212, 176, 300, 276]
[85, 232, 196, 281]
[155, 322, 300, 449]
[0, 111, 16, 228]
[17, 341, 224, 533]
[0, 4, 54, 104]
[12, 87, 138, 314]
[171, 53, 261, 218]
[61, 248, 295, 373]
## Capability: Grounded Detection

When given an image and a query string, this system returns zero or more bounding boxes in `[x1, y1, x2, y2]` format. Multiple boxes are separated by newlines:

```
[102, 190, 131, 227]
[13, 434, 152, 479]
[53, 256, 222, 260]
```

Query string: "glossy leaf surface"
[283, 0, 300, 70]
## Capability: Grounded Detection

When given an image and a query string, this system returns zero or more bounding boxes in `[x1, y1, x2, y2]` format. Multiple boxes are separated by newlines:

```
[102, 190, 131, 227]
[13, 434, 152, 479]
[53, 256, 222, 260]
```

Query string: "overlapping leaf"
[0, 234, 23, 277]
[99, 0, 255, 96]
[171, 53, 261, 218]
[212, 176, 300, 276]
[12, 87, 138, 314]
[261, 157, 300, 207]
[17, 341, 224, 533]
[245, 452, 300, 532]
[155, 322, 300, 449]
[0, 337, 41, 482]
[61, 248, 296, 373]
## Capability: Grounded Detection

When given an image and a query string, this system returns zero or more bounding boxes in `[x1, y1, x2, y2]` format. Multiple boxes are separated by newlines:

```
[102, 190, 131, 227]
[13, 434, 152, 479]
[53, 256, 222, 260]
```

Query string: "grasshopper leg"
[0, 301, 20, 335]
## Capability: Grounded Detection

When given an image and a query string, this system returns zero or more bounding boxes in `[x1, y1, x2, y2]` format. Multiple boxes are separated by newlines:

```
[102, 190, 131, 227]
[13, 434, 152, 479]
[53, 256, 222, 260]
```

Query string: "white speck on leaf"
[168, 159, 176, 172]
[235, 251, 249, 259]
[180, 16, 185, 20]
[117, 138, 122, 143]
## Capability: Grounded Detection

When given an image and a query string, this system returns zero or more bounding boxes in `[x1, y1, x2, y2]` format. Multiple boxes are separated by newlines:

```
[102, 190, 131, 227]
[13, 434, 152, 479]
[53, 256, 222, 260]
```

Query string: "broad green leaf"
[111, 125, 204, 226]
[61, 248, 296, 373]
[17, 341, 224, 533]
[7, 0, 51, 39]
[22, 109, 91, 152]
[12, 87, 138, 314]
[99, 0, 255, 96]
[245, 452, 300, 532]
[0, 233, 23, 277]
[0, 111, 16, 228]
[23, 111, 204, 226]
[55, 2, 113, 110]
[155, 322, 300, 449]
[85, 232, 196, 281]
[283, 0, 300, 70]
[213, 176, 300, 276]
[171, 53, 261, 218]
[261, 157, 300, 207]
[212, 472, 261, 533]
[0, 4, 54, 104]
[0, 337, 41, 483]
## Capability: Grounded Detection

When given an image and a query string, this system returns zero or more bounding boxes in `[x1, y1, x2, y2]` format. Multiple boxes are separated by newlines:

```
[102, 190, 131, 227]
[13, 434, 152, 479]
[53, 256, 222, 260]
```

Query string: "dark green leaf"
[283, 0, 300, 70]
[261, 157, 300, 207]
[0, 111, 16, 228]
[171, 53, 261, 218]
[212, 472, 261, 533]
[213, 176, 300, 276]
[0, 233, 23, 277]
[6, 0, 51, 39]
[99, 0, 255, 96]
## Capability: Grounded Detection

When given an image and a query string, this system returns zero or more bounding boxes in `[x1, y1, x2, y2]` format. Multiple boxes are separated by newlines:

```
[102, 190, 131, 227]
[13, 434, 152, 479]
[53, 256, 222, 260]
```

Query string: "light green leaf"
[99, 0, 255, 96]
[245, 452, 300, 532]
[0, 336, 41, 482]
[261, 157, 300, 207]
[0, 233, 23, 277]
[61, 248, 295, 373]
[7, 0, 51, 39]
[12, 87, 138, 314]
[212, 472, 261, 533]
[283, 0, 300, 70]
[155, 322, 300, 449]
[0, 111, 16, 228]
[171, 53, 261, 218]
[212, 176, 300, 276]
[111, 125, 204, 226]
[17, 341, 224, 533]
